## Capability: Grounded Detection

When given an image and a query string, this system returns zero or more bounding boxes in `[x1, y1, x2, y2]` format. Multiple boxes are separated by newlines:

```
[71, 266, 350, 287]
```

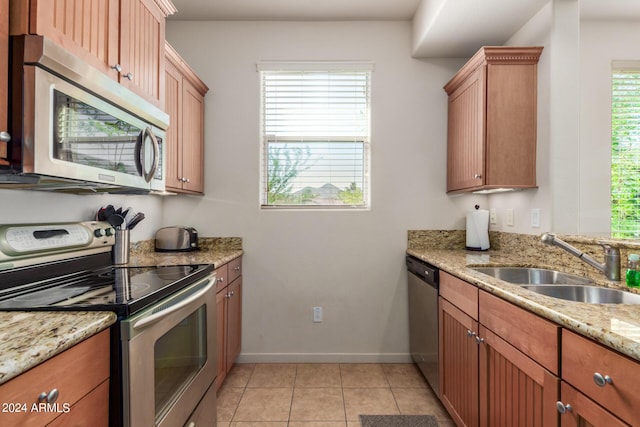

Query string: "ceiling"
[167, 0, 421, 21]
[167, 0, 640, 58]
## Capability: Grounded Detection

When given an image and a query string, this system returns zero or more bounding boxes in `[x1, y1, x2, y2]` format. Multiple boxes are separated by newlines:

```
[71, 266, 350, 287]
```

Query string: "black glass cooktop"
[0, 257, 213, 316]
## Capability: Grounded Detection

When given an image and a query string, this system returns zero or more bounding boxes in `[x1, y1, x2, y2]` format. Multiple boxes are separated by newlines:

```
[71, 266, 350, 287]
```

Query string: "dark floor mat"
[359, 414, 439, 427]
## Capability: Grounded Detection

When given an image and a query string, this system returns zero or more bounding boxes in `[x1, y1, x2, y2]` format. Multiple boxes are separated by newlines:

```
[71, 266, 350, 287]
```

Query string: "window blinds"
[260, 66, 371, 208]
[611, 67, 640, 238]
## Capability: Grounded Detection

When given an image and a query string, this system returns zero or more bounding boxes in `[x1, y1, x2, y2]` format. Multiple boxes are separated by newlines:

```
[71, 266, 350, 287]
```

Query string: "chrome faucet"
[540, 233, 621, 281]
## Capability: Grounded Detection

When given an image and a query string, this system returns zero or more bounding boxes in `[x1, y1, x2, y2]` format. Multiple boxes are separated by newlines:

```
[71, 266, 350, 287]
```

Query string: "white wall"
[165, 21, 478, 362]
[0, 189, 163, 238]
[491, 1, 640, 237]
[580, 20, 640, 235]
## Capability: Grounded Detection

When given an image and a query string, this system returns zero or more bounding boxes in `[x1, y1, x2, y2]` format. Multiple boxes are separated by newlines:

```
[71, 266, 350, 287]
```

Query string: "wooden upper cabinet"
[1, 0, 8, 165]
[165, 42, 209, 194]
[444, 46, 543, 193]
[9, 0, 176, 107]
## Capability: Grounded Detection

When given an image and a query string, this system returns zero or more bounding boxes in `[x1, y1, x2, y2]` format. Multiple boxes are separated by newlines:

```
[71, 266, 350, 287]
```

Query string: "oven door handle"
[132, 280, 214, 330]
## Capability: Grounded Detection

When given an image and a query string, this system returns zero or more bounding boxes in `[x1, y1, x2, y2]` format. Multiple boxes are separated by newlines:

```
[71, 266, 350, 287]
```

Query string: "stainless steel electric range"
[0, 221, 217, 427]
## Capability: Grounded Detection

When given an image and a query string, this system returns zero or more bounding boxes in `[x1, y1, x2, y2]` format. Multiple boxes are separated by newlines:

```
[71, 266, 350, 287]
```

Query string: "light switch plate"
[531, 208, 541, 228]
[506, 208, 514, 227]
[490, 208, 497, 224]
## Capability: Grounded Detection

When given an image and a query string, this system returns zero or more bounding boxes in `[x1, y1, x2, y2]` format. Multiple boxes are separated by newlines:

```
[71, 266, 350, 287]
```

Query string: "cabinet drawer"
[0, 329, 110, 427]
[439, 271, 478, 320]
[562, 329, 640, 426]
[47, 380, 110, 427]
[215, 263, 229, 293]
[228, 257, 242, 283]
[479, 291, 559, 374]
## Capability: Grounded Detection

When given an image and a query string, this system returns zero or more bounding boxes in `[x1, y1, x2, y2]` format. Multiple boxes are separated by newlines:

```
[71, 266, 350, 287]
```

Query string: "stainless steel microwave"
[1, 36, 169, 193]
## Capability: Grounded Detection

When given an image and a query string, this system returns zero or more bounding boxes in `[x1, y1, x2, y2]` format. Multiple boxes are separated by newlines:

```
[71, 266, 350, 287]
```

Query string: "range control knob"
[94, 229, 106, 238]
[105, 228, 115, 237]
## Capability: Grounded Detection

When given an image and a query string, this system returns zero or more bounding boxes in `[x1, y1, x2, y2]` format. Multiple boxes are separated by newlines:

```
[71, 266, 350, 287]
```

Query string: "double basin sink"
[472, 267, 640, 304]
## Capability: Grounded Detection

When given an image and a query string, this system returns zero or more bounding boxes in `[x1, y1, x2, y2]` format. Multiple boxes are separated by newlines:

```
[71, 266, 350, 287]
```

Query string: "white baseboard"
[236, 353, 413, 364]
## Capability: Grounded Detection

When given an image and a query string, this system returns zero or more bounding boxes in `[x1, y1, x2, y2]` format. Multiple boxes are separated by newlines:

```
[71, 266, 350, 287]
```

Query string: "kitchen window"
[258, 62, 372, 208]
[611, 63, 640, 238]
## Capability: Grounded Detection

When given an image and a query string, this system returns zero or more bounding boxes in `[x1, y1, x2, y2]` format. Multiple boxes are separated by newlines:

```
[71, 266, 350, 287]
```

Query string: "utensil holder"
[113, 229, 130, 265]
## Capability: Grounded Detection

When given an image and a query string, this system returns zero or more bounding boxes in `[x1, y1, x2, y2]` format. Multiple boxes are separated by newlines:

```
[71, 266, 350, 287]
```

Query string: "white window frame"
[611, 61, 640, 238]
[258, 61, 373, 210]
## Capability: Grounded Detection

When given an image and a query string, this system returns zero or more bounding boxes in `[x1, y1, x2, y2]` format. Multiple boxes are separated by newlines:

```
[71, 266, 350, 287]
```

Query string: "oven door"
[121, 274, 216, 427]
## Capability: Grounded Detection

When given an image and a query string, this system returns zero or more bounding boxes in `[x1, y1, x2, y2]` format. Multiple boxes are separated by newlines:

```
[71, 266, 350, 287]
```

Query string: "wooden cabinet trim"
[444, 46, 543, 95]
[165, 41, 209, 95]
[440, 271, 479, 320]
[479, 290, 559, 374]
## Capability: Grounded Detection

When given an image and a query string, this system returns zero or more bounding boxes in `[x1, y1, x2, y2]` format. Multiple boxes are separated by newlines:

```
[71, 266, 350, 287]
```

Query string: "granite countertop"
[0, 311, 116, 386]
[128, 236, 243, 268]
[0, 236, 243, 386]
[407, 239, 640, 362]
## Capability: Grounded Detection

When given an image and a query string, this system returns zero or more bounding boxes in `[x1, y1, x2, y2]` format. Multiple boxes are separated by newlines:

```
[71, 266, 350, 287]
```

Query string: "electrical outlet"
[313, 307, 323, 323]
[506, 208, 514, 227]
[531, 208, 541, 228]
[489, 208, 497, 224]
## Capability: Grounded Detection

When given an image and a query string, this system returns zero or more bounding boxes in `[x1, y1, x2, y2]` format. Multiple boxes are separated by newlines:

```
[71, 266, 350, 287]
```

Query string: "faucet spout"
[540, 233, 621, 281]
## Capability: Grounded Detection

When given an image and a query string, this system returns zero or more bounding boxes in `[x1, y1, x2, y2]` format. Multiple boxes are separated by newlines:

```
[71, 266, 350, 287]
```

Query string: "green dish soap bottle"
[626, 254, 640, 288]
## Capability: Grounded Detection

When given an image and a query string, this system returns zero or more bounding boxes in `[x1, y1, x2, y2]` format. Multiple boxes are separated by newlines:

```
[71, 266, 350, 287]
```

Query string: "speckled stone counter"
[408, 230, 640, 362]
[0, 311, 116, 385]
[128, 237, 243, 267]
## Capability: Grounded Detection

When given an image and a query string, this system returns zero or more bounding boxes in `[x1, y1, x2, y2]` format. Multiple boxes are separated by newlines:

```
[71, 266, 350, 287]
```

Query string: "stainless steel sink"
[473, 267, 640, 304]
[472, 267, 593, 285]
[521, 285, 640, 304]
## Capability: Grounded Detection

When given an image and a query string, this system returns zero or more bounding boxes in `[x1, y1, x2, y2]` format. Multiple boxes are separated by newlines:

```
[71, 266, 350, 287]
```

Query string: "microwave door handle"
[140, 127, 159, 183]
[132, 279, 215, 330]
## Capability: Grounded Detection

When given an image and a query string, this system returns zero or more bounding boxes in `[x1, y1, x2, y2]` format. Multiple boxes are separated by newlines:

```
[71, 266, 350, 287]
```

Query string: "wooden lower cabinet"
[439, 297, 479, 427]
[561, 330, 639, 426]
[439, 271, 560, 427]
[479, 326, 559, 427]
[0, 329, 110, 427]
[558, 382, 628, 427]
[215, 257, 243, 390]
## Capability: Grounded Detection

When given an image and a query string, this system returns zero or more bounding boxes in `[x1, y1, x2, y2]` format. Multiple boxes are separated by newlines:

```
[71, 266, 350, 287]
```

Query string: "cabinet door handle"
[474, 173, 482, 179]
[593, 372, 613, 387]
[466, 330, 476, 338]
[475, 336, 485, 344]
[111, 63, 122, 73]
[38, 389, 59, 404]
[123, 72, 134, 80]
[0, 131, 10, 142]
[217, 277, 224, 283]
[234, 266, 241, 271]
[556, 401, 572, 414]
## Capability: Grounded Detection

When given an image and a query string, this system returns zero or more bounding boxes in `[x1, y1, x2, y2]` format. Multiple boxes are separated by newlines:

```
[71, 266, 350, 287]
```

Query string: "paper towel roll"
[466, 209, 490, 251]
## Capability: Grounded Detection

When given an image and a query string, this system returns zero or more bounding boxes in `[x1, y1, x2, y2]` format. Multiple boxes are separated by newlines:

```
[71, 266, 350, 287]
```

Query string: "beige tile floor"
[216, 363, 455, 427]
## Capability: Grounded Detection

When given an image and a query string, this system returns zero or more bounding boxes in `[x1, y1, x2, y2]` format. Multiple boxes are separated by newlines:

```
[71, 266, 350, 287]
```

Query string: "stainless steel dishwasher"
[407, 255, 439, 396]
